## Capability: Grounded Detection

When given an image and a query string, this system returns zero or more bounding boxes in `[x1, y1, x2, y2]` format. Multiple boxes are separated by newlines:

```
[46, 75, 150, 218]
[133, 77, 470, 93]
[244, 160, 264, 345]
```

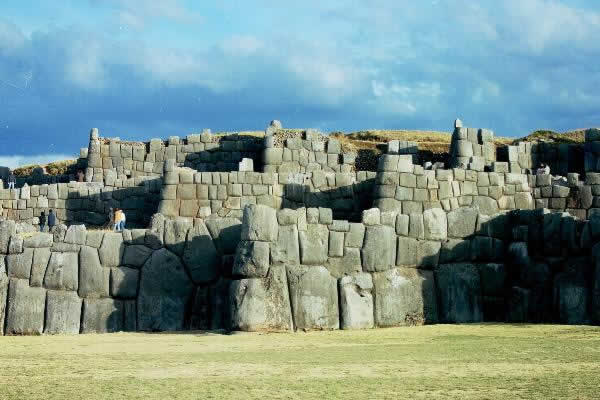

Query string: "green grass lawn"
[1, 324, 599, 399]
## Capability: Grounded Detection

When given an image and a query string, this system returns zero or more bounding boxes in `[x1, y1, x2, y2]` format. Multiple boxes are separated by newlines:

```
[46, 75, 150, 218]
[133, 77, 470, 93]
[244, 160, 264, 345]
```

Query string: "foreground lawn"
[0, 324, 599, 399]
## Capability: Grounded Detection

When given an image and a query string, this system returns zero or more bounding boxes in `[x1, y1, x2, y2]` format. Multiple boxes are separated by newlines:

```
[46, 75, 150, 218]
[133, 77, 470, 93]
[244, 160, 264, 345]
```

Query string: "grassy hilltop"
[12, 129, 587, 176]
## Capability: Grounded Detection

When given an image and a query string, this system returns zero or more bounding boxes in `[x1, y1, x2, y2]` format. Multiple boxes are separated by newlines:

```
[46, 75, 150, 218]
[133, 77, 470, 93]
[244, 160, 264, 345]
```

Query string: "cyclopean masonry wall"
[1, 120, 599, 335]
[1, 203, 598, 335]
[229, 204, 600, 331]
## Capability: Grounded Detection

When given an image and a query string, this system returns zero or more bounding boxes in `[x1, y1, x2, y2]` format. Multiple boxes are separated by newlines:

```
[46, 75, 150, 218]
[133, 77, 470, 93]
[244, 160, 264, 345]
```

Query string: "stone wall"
[85, 128, 263, 184]
[373, 151, 599, 220]
[584, 128, 600, 173]
[0, 179, 162, 227]
[0, 214, 242, 335]
[157, 161, 375, 222]
[448, 122, 496, 170]
[262, 129, 357, 174]
[497, 141, 582, 176]
[229, 204, 600, 331]
[1, 203, 599, 335]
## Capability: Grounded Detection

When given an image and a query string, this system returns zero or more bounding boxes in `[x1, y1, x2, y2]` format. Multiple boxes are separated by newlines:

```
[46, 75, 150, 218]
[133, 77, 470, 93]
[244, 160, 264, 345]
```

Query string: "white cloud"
[220, 35, 264, 56]
[0, 154, 76, 169]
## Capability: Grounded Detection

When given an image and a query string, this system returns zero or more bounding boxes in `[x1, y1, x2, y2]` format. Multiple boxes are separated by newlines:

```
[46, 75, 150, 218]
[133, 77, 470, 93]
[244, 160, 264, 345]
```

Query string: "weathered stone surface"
[435, 263, 483, 323]
[122, 245, 153, 268]
[5, 278, 45, 334]
[373, 267, 438, 327]
[0, 260, 7, 335]
[447, 207, 478, 238]
[553, 271, 590, 324]
[81, 298, 124, 333]
[507, 286, 530, 322]
[362, 225, 396, 272]
[0, 220, 16, 254]
[44, 252, 79, 291]
[287, 265, 339, 330]
[233, 241, 270, 278]
[138, 248, 194, 331]
[163, 218, 192, 256]
[6, 248, 34, 279]
[99, 232, 124, 268]
[64, 224, 87, 245]
[30, 248, 51, 287]
[229, 265, 293, 331]
[241, 204, 278, 242]
[271, 224, 300, 265]
[85, 231, 105, 248]
[299, 224, 329, 265]
[45, 290, 82, 334]
[472, 196, 499, 215]
[78, 245, 109, 298]
[423, 208, 447, 240]
[182, 221, 219, 284]
[205, 218, 242, 255]
[23, 233, 53, 248]
[339, 273, 374, 329]
[327, 247, 362, 278]
[110, 267, 139, 298]
[52, 224, 67, 243]
[345, 223, 365, 248]
[8, 235, 23, 254]
[478, 263, 506, 296]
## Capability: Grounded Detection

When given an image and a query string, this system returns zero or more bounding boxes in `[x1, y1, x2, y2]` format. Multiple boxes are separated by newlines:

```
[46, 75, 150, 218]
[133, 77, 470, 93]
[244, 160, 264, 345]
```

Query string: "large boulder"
[23, 233, 53, 248]
[163, 218, 192, 256]
[373, 267, 438, 327]
[287, 265, 339, 330]
[205, 218, 242, 255]
[44, 252, 79, 291]
[447, 207, 478, 238]
[229, 265, 293, 331]
[423, 208, 447, 240]
[121, 244, 153, 268]
[110, 267, 139, 298]
[137, 248, 194, 331]
[98, 232, 124, 268]
[271, 224, 300, 265]
[339, 273, 374, 329]
[232, 241, 270, 278]
[5, 278, 46, 334]
[362, 225, 397, 272]
[0, 220, 16, 254]
[0, 259, 7, 335]
[299, 224, 329, 265]
[6, 248, 34, 279]
[45, 290, 82, 334]
[241, 204, 278, 242]
[78, 246, 109, 298]
[81, 298, 124, 333]
[553, 271, 591, 325]
[182, 221, 219, 284]
[435, 263, 483, 323]
[30, 248, 51, 287]
[64, 224, 87, 245]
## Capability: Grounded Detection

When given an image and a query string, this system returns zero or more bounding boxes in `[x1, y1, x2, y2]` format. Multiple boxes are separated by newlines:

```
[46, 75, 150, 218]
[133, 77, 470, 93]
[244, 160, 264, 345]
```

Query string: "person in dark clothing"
[7, 171, 16, 189]
[39, 211, 46, 232]
[47, 209, 56, 230]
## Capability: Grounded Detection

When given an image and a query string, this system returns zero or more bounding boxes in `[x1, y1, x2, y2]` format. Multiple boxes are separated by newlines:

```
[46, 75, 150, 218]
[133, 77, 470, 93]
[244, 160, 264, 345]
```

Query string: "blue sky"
[0, 0, 599, 166]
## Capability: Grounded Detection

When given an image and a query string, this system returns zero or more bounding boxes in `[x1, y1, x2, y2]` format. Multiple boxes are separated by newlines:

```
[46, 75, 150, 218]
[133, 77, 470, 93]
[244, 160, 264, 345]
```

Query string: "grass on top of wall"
[0, 324, 599, 400]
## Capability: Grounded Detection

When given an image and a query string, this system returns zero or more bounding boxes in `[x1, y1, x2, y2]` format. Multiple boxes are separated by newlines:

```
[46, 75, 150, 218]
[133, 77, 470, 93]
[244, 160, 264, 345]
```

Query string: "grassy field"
[1, 324, 599, 399]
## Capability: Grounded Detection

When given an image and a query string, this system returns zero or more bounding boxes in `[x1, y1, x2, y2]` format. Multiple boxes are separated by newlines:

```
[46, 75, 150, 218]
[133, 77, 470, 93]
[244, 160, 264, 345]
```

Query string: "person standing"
[114, 208, 123, 232]
[39, 211, 47, 232]
[7, 170, 15, 189]
[119, 209, 127, 231]
[48, 209, 56, 230]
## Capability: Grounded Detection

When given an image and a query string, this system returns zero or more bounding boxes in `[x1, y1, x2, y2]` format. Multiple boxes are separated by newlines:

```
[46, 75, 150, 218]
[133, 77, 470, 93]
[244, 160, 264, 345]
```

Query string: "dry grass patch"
[0, 324, 598, 399]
